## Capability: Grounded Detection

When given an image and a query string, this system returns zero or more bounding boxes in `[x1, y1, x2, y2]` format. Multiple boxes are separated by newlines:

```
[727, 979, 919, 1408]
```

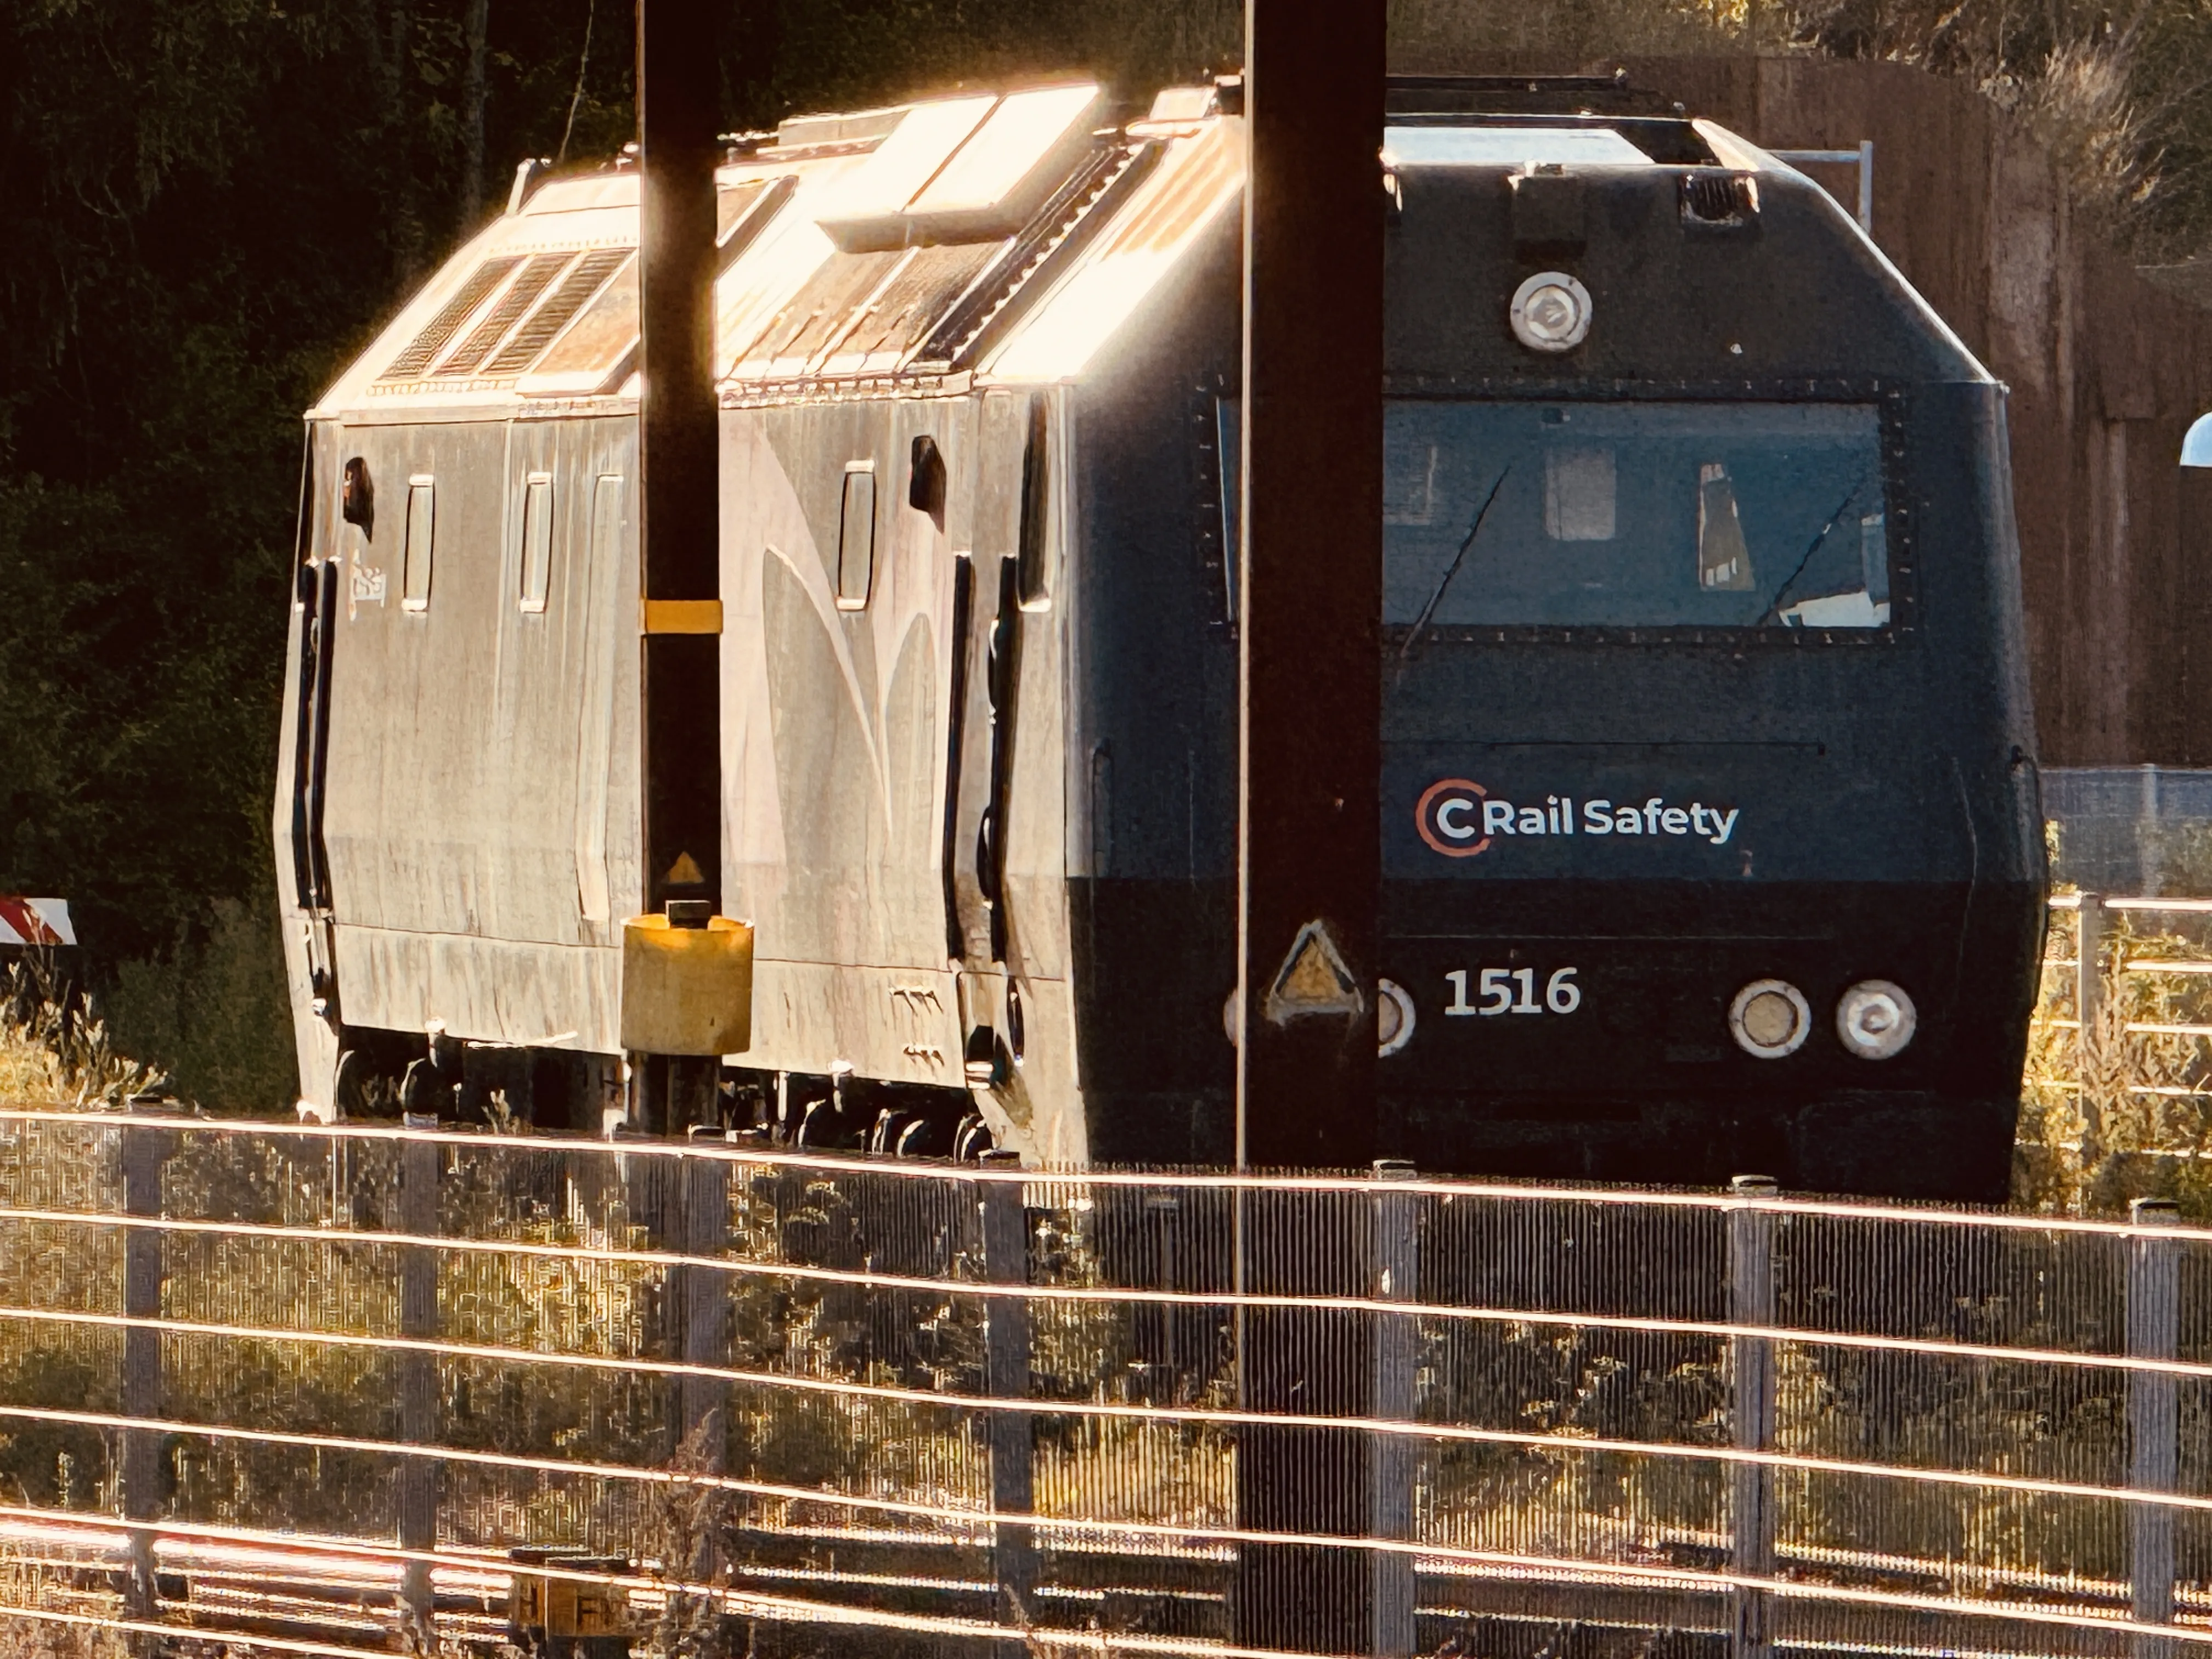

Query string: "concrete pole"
[1233, 3, 1385, 1651]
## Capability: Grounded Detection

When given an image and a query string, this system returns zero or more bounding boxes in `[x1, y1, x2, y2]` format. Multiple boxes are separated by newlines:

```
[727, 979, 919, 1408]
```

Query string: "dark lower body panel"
[1070, 876, 2043, 1203]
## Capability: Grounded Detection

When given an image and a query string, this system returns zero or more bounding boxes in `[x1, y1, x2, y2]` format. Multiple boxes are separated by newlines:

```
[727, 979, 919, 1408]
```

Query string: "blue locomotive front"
[1372, 111, 2042, 1199]
[1071, 95, 2043, 1201]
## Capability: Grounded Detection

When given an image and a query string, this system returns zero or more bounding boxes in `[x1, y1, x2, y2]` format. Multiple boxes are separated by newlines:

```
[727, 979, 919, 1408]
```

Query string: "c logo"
[1416, 778, 1489, 857]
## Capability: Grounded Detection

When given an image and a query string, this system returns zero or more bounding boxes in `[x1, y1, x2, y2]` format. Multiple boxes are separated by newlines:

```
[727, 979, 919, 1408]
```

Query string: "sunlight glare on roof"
[821, 94, 997, 222]
[909, 83, 1101, 215]
[985, 122, 1241, 383]
[1380, 126, 1652, 167]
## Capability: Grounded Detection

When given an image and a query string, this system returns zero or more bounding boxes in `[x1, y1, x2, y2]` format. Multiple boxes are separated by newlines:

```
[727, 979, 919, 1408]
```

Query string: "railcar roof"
[306, 79, 1937, 421]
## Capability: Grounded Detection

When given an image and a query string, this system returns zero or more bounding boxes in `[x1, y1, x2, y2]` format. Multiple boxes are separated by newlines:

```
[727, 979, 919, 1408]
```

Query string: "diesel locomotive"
[277, 75, 2045, 1200]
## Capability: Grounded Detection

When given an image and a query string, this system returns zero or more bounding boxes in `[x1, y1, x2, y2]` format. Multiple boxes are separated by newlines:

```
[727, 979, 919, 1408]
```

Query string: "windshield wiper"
[1756, 476, 1868, 626]
[1397, 466, 1509, 672]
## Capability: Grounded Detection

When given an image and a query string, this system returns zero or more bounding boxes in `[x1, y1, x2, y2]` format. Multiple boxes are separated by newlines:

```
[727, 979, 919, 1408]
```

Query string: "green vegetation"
[3, 0, 2207, 1112]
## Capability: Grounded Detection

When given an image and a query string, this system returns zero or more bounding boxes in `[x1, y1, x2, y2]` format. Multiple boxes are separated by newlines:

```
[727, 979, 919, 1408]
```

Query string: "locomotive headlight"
[1730, 979, 1810, 1059]
[1837, 980, 1917, 1060]
[1377, 978, 1416, 1057]
[1510, 272, 1593, 353]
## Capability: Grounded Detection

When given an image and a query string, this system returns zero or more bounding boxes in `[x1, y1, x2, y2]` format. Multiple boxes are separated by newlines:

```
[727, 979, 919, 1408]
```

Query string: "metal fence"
[2024, 893, 2212, 1207]
[5, 1109, 2212, 1658]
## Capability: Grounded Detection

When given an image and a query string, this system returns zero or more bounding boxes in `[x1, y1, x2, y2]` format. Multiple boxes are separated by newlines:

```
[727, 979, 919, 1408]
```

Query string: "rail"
[1768, 142, 1875, 233]
[3, 1108, 2211, 1658]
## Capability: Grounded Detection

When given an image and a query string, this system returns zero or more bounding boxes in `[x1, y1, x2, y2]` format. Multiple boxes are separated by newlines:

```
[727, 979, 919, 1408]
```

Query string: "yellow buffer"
[619, 913, 754, 1054]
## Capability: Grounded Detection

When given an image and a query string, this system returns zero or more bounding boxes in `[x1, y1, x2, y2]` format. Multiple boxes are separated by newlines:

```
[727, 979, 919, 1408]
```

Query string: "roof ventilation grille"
[379, 256, 522, 380]
[485, 248, 630, 376]
[435, 251, 577, 377]
[1681, 172, 1758, 227]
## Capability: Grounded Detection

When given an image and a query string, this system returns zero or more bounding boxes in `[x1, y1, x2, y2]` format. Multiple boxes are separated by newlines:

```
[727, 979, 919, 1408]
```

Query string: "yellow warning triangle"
[664, 851, 706, 887]
[1262, 920, 1364, 1024]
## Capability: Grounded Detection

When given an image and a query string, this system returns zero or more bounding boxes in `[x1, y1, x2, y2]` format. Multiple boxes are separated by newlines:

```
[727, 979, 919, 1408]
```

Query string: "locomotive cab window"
[402, 476, 436, 612]
[519, 473, 554, 613]
[837, 464, 876, 611]
[1384, 402, 1891, 630]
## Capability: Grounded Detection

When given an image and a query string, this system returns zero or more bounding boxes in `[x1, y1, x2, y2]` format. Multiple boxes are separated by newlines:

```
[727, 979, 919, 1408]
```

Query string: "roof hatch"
[817, 83, 1104, 251]
[1381, 127, 1653, 168]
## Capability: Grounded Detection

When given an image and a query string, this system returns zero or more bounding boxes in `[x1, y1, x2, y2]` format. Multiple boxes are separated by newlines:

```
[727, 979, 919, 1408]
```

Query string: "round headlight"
[1730, 979, 1810, 1059]
[1378, 978, 1416, 1058]
[1510, 272, 1593, 353]
[1837, 980, 1916, 1060]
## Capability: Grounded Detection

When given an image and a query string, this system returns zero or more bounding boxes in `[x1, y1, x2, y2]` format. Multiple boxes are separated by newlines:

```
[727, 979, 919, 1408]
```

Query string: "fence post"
[397, 1114, 441, 1632]
[1729, 1175, 1778, 1659]
[678, 1125, 732, 1463]
[120, 1110, 172, 1619]
[1369, 1160, 1418, 1659]
[978, 1149, 1034, 1628]
[2129, 1195, 2181, 1659]
[2079, 894, 2108, 1065]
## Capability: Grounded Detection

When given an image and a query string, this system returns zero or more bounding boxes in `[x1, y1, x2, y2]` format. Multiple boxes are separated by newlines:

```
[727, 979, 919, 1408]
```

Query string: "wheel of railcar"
[953, 1113, 994, 1163]
[868, 1107, 915, 1155]
[895, 1114, 951, 1159]
[331, 1048, 369, 1119]
[794, 1097, 838, 1148]
[398, 1057, 453, 1121]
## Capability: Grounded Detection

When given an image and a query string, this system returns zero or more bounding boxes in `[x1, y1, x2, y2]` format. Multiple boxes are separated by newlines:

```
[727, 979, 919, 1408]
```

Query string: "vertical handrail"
[1368, 1161, 1418, 1659]
[1767, 145, 1875, 235]
[1729, 1175, 1778, 1659]
[2129, 1195, 2181, 1659]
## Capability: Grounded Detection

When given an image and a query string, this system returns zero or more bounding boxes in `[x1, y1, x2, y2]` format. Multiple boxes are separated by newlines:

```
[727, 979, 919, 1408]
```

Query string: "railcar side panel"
[315, 415, 639, 1051]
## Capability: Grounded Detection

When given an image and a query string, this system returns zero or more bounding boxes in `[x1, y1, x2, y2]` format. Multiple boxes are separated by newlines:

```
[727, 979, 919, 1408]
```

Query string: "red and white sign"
[0, 899, 74, 947]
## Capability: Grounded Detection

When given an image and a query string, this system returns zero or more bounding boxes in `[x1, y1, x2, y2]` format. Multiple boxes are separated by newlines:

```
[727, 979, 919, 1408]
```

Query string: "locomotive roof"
[308, 78, 1979, 422]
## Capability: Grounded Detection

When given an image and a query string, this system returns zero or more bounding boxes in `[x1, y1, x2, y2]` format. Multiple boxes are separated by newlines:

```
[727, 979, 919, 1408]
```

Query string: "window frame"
[402, 476, 436, 613]
[518, 471, 555, 614]
[1378, 381, 1916, 649]
[836, 462, 877, 612]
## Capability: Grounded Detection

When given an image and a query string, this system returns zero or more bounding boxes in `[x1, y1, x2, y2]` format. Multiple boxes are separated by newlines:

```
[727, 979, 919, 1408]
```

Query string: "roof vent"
[484, 248, 629, 375]
[1681, 171, 1758, 227]
[379, 256, 521, 380]
[1144, 85, 1216, 123]
[435, 251, 574, 377]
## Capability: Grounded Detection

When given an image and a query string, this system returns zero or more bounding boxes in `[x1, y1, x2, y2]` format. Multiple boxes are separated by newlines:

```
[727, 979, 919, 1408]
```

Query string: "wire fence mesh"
[2024, 892, 2212, 1212]
[4, 1107, 2212, 1659]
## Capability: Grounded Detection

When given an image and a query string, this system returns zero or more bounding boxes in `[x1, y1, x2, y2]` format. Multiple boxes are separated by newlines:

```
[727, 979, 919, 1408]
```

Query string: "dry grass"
[0, 1616, 131, 1659]
[0, 962, 152, 1111]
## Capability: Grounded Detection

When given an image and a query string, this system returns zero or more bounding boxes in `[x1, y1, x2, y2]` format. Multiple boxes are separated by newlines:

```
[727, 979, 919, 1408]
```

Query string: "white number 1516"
[1444, 967, 1581, 1016]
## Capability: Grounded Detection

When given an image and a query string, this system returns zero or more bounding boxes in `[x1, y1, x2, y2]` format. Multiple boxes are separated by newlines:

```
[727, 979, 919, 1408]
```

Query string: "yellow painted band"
[642, 599, 724, 635]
